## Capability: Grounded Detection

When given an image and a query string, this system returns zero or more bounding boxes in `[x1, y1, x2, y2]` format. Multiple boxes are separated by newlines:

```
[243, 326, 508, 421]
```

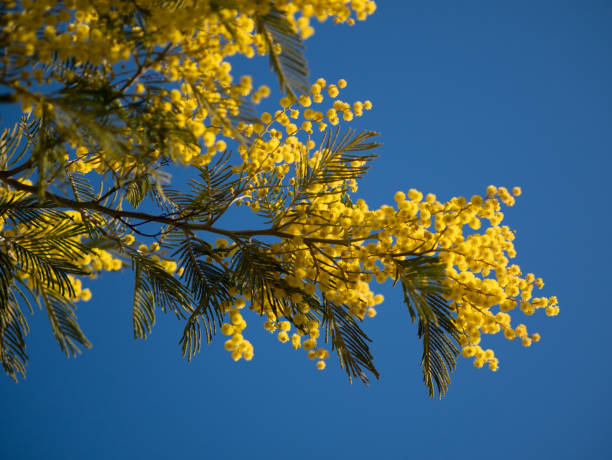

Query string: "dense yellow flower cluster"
[2, 0, 376, 171]
[211, 82, 558, 372]
[234, 77, 372, 179]
[0, 0, 558, 381]
[220, 297, 254, 362]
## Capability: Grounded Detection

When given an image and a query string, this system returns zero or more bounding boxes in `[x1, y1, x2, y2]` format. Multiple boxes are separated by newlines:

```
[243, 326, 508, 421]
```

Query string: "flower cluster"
[0, 0, 558, 384]
[2, 0, 377, 172]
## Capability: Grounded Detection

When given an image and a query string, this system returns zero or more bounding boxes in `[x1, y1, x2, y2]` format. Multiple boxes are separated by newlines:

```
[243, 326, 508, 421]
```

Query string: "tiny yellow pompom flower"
[486, 185, 497, 196]
[230, 311, 242, 325]
[337, 79, 347, 88]
[363, 100, 373, 110]
[299, 95, 312, 107]
[461, 346, 476, 358]
[234, 298, 246, 309]
[315, 349, 330, 359]
[203, 131, 216, 147]
[43, 25, 56, 39]
[407, 188, 422, 201]
[545, 306, 559, 316]
[512, 186, 522, 196]
[80, 288, 92, 302]
[468, 218, 482, 230]
[277, 331, 289, 343]
[221, 323, 235, 335]
[231, 350, 242, 361]
[515, 324, 527, 338]
[280, 96, 292, 108]
[170, 89, 181, 103]
[316, 360, 326, 370]
[231, 333, 243, 343]
[531, 333, 541, 342]
[161, 260, 176, 274]
[91, 259, 103, 271]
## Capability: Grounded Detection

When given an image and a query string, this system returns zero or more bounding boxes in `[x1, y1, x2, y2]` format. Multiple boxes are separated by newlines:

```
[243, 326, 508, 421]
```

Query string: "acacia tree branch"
[0, 160, 34, 178]
[0, 175, 383, 247]
[0, 92, 17, 103]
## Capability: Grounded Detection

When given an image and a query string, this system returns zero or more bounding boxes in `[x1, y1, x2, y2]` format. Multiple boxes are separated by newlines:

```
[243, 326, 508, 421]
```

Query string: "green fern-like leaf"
[256, 8, 309, 99]
[418, 293, 460, 398]
[163, 150, 240, 225]
[132, 264, 156, 339]
[320, 300, 378, 384]
[396, 255, 460, 397]
[0, 298, 29, 382]
[66, 170, 98, 203]
[175, 237, 232, 359]
[125, 248, 193, 341]
[42, 290, 92, 358]
[0, 251, 30, 381]
[125, 174, 152, 209]
[0, 115, 39, 170]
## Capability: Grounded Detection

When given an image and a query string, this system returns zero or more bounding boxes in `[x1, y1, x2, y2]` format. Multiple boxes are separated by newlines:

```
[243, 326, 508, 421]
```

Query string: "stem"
[0, 175, 383, 248]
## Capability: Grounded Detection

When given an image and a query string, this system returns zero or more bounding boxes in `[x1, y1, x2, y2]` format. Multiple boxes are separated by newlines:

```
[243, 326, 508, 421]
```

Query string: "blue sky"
[2, 2, 611, 459]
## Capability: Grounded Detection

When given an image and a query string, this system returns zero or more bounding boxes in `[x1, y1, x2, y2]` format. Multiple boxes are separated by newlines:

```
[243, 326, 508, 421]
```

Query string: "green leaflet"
[396, 255, 461, 397]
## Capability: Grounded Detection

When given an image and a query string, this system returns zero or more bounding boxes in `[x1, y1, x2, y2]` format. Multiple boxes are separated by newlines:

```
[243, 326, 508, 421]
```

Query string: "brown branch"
[0, 175, 385, 248]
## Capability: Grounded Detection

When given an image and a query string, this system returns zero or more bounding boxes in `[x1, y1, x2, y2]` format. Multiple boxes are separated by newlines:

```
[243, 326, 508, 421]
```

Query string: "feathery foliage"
[0, 0, 558, 399]
[256, 8, 310, 99]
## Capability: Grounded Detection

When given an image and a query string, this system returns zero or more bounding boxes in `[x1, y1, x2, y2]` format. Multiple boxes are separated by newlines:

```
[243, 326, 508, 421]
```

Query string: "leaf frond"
[397, 255, 460, 397]
[256, 8, 309, 98]
[42, 290, 91, 358]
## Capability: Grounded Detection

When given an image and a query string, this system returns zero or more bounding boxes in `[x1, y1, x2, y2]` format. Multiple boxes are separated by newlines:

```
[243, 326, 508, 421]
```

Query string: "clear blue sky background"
[2, 1, 611, 459]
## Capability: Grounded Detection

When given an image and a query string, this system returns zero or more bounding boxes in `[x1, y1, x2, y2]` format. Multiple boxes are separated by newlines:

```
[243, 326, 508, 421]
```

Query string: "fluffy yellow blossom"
[0, 0, 557, 393]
